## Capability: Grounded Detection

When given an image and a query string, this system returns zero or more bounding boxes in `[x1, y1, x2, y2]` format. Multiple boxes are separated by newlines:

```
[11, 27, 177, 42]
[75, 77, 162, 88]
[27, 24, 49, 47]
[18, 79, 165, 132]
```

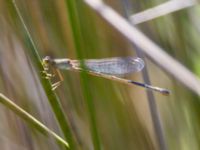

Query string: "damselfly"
[42, 56, 170, 95]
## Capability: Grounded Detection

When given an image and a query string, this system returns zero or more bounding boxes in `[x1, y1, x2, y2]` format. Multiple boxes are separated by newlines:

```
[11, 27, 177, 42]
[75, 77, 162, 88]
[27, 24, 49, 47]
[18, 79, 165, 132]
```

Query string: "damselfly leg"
[42, 56, 64, 90]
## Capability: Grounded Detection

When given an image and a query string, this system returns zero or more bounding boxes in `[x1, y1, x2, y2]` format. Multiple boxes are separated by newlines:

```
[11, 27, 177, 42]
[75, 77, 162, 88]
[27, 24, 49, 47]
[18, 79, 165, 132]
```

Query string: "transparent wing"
[82, 57, 145, 75]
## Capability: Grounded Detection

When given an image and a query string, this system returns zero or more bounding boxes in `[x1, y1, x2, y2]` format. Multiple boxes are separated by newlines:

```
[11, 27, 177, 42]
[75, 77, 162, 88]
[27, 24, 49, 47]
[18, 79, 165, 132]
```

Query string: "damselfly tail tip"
[128, 80, 170, 95]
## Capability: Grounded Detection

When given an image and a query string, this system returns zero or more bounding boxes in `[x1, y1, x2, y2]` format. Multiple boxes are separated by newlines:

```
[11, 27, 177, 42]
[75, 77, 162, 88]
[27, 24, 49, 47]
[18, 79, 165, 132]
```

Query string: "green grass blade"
[11, 0, 76, 149]
[64, 1, 101, 149]
[0, 93, 69, 148]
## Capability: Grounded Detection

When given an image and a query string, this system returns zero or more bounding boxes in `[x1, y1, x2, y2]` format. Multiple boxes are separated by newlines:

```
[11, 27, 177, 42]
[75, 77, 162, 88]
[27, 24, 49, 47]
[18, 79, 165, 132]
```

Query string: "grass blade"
[11, 0, 76, 149]
[0, 93, 69, 148]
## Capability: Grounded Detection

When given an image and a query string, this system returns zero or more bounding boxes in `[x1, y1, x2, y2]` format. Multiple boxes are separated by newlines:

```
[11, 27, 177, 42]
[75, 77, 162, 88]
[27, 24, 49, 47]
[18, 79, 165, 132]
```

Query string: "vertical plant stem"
[64, 1, 101, 150]
[121, 1, 167, 149]
[11, 0, 75, 149]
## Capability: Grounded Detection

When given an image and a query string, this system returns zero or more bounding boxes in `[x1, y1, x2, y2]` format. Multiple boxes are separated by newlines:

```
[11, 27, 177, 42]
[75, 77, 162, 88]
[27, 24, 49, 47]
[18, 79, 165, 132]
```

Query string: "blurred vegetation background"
[0, 0, 200, 150]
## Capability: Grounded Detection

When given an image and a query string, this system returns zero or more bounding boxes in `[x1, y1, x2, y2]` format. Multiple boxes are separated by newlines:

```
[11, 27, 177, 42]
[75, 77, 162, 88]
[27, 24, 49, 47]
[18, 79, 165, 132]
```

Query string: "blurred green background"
[0, 0, 200, 150]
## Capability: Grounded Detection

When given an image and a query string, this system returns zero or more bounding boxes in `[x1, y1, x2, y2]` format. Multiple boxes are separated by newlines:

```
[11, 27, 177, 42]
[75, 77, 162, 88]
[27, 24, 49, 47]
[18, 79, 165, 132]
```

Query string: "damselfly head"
[42, 56, 55, 70]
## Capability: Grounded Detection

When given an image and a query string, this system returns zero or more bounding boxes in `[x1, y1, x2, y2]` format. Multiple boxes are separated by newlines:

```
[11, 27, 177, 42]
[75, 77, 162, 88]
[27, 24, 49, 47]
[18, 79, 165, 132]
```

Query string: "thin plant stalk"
[64, 1, 101, 149]
[0, 93, 69, 148]
[11, 0, 76, 149]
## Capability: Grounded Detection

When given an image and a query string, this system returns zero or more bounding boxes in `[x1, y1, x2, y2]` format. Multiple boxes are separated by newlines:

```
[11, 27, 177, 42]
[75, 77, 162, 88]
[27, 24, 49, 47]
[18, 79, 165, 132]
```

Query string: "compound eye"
[44, 56, 51, 61]
[42, 56, 52, 67]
